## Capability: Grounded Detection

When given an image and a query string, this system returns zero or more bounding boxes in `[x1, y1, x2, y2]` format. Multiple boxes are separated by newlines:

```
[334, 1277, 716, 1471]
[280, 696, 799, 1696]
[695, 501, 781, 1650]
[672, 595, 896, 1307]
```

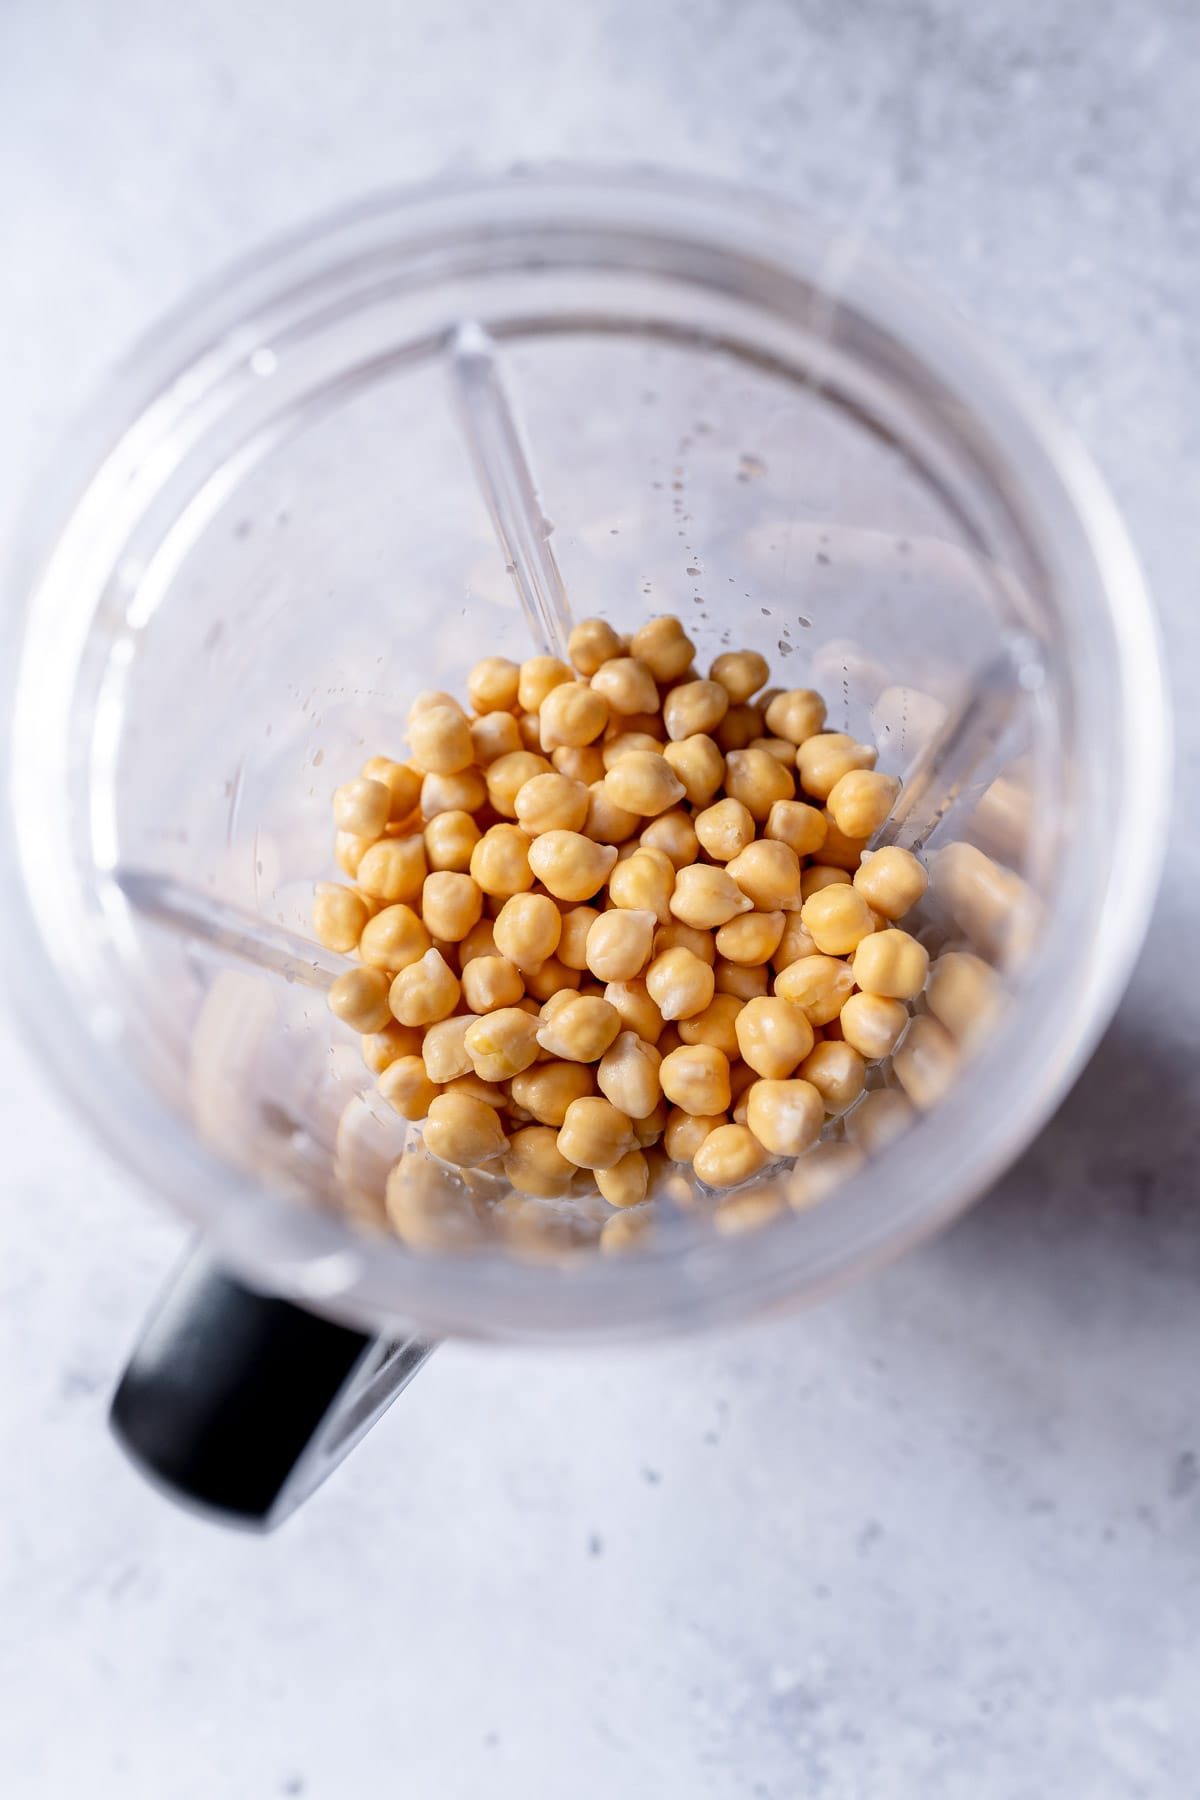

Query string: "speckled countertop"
[2, 2, 1198, 1795]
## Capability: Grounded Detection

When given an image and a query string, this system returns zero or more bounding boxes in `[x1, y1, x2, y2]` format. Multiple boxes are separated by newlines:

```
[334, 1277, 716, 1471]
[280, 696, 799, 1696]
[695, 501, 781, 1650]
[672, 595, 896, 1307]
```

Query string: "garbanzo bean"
[662, 733, 724, 807]
[723, 748, 794, 822]
[597, 1031, 663, 1119]
[527, 830, 618, 902]
[715, 910, 785, 966]
[763, 688, 827, 745]
[335, 830, 374, 880]
[710, 650, 769, 703]
[772, 914, 818, 971]
[845, 1086, 915, 1154]
[694, 1124, 768, 1190]
[609, 849, 675, 922]
[839, 991, 908, 1061]
[852, 846, 928, 921]
[420, 768, 486, 820]
[715, 704, 764, 753]
[470, 711, 522, 766]
[492, 892, 561, 971]
[669, 865, 753, 929]
[535, 993, 622, 1062]
[378, 1055, 441, 1121]
[749, 735, 798, 766]
[463, 1007, 541, 1082]
[677, 992, 744, 1058]
[826, 769, 900, 839]
[852, 928, 929, 1000]
[639, 808, 700, 869]
[714, 957, 770, 1001]
[509, 772, 587, 837]
[328, 966, 393, 1033]
[360, 1021, 423, 1075]
[602, 731, 664, 770]
[604, 979, 665, 1045]
[734, 996, 815, 1079]
[663, 678, 729, 741]
[568, 616, 623, 676]
[774, 954, 856, 1025]
[585, 909, 656, 983]
[504, 1126, 576, 1197]
[603, 751, 686, 817]
[663, 1108, 724, 1162]
[695, 797, 756, 862]
[892, 1014, 959, 1108]
[925, 950, 1001, 1049]
[725, 839, 802, 911]
[645, 946, 715, 1021]
[421, 1013, 478, 1084]
[388, 947, 461, 1026]
[557, 1097, 637, 1170]
[556, 905, 600, 971]
[659, 1043, 731, 1115]
[653, 921, 715, 964]
[552, 743, 607, 785]
[358, 903, 432, 972]
[796, 732, 877, 801]
[799, 1040, 866, 1114]
[595, 1148, 650, 1208]
[362, 756, 423, 822]
[510, 1060, 597, 1128]
[591, 656, 660, 716]
[523, 956, 583, 1002]
[765, 799, 827, 857]
[409, 688, 463, 715]
[586, 781, 642, 844]
[629, 615, 694, 682]
[517, 656, 572, 712]
[421, 871, 483, 942]
[486, 750, 552, 818]
[423, 1093, 508, 1166]
[333, 777, 391, 838]
[460, 954, 525, 1015]
[745, 1078, 823, 1157]
[800, 884, 875, 956]
[459, 917, 497, 963]
[800, 864, 852, 901]
[789, 1139, 863, 1208]
[313, 882, 369, 952]
[407, 705, 474, 776]
[469, 824, 534, 898]
[467, 655, 520, 714]
[539, 681, 609, 750]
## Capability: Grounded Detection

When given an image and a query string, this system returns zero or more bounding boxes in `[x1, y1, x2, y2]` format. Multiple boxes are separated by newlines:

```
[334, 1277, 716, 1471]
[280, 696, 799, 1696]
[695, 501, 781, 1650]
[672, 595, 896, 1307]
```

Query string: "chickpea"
[458, 917, 497, 963]
[695, 797, 756, 862]
[465, 655, 520, 715]
[747, 738, 794, 768]
[659, 1043, 731, 1115]
[677, 993, 744, 1058]
[656, 1023, 683, 1058]
[723, 748, 794, 823]
[799, 1040, 866, 1114]
[586, 781, 642, 845]
[715, 704, 765, 753]
[335, 831, 374, 879]
[744, 1078, 823, 1157]
[470, 711, 522, 766]
[826, 769, 900, 840]
[852, 846, 928, 922]
[422, 810, 481, 874]
[362, 756, 423, 822]
[333, 777, 391, 837]
[387, 947, 460, 1026]
[710, 649, 769, 704]
[421, 871, 484, 942]
[585, 908, 656, 983]
[358, 903, 432, 972]
[602, 731, 665, 769]
[470, 824, 534, 898]
[819, 813, 869, 872]
[725, 839, 802, 912]
[728, 1058, 758, 1118]
[714, 957, 770, 1001]
[645, 946, 715, 1021]
[603, 752, 686, 819]
[378, 1055, 441, 1121]
[662, 733, 725, 807]
[460, 954, 525, 1015]
[328, 966, 393, 1034]
[845, 1087, 915, 1154]
[926, 950, 1001, 1049]
[423, 1093, 508, 1166]
[931, 842, 1037, 959]
[568, 616, 623, 676]
[653, 921, 715, 964]
[694, 1124, 768, 1190]
[640, 808, 699, 870]
[609, 850, 675, 922]
[839, 992, 909, 1061]
[539, 680, 609, 750]
[852, 928, 929, 1000]
[663, 678, 729, 742]
[800, 884, 875, 956]
[600, 1207, 652, 1252]
[663, 1108, 724, 1163]
[763, 688, 827, 745]
[463, 1007, 541, 1082]
[772, 913, 819, 971]
[796, 732, 877, 802]
[358, 1021, 422, 1076]
[312, 882, 369, 952]
[629, 615, 694, 682]
[734, 995, 815, 1080]
[552, 743, 607, 785]
[774, 954, 856, 1026]
[590, 1146, 648, 1208]
[527, 830, 618, 902]
[515, 710, 540, 751]
[557, 1096, 637, 1170]
[523, 956, 583, 1002]
[597, 1031, 663, 1119]
[514, 656, 570, 713]
[535, 993, 622, 1062]
[765, 799, 827, 858]
[486, 750, 553, 818]
[421, 1014, 479, 1084]
[408, 705, 474, 777]
[504, 1126, 576, 1198]
[588, 656, 659, 717]
[670, 865, 753, 930]
[893, 1014, 959, 1109]
[604, 979, 664, 1045]
[409, 689, 463, 715]
[789, 1140, 863, 1208]
[800, 864, 852, 901]
[715, 910, 785, 966]
[555, 905, 599, 972]
[492, 892, 561, 971]
[510, 1059, 596, 1126]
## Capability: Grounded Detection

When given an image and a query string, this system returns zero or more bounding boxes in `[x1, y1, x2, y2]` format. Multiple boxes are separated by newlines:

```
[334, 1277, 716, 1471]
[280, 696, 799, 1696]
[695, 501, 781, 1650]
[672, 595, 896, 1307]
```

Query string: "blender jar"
[2, 172, 1168, 1522]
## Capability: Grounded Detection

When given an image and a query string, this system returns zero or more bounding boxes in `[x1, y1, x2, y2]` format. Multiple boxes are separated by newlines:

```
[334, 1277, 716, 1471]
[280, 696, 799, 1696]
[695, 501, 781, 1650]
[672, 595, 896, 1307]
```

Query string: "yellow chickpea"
[695, 797, 756, 862]
[694, 1124, 768, 1190]
[799, 1040, 866, 1114]
[795, 732, 877, 802]
[608, 849, 676, 922]
[539, 681, 609, 750]
[852, 929, 929, 1000]
[335, 830, 374, 880]
[486, 750, 552, 818]
[595, 1148, 650, 1208]
[388, 947, 460, 1026]
[568, 616, 623, 676]
[656, 1023, 683, 1058]
[788, 1139, 863, 1208]
[527, 830, 618, 902]
[773, 954, 856, 1026]
[800, 864, 853, 901]
[818, 813, 869, 872]
[715, 911, 785, 966]
[585, 909, 656, 983]
[510, 1059, 597, 1126]
[772, 913, 819, 971]
[663, 1108, 724, 1162]
[800, 884, 875, 956]
[714, 957, 770, 1001]
[826, 769, 900, 840]
[423, 1093, 508, 1166]
[597, 1031, 663, 1119]
[556, 905, 600, 971]
[852, 846, 928, 921]
[470, 711, 523, 766]
[557, 1096, 637, 1170]
[358, 903, 432, 972]
[749, 735, 799, 766]
[659, 1043, 732, 1115]
[839, 992, 909, 1061]
[328, 966, 393, 1034]
[421, 1014, 478, 1084]
[644, 946, 715, 1021]
[662, 678, 729, 742]
[602, 751, 686, 818]
[744, 1078, 824, 1157]
[763, 688, 827, 745]
[492, 892, 562, 970]
[723, 748, 794, 822]
[362, 756, 423, 822]
[662, 733, 725, 807]
[601, 731, 664, 771]
[893, 1014, 959, 1109]
[423, 810, 482, 874]
[421, 871, 484, 942]
[469, 824, 534, 898]
[710, 650, 769, 703]
[765, 799, 828, 858]
[725, 840, 802, 912]
[653, 921, 715, 964]
[639, 808, 699, 869]
[588, 655, 659, 717]
[535, 993, 622, 1062]
[669, 865, 753, 930]
[377, 1055, 441, 1121]
[931, 841, 1037, 960]
[586, 781, 642, 845]
[552, 743, 607, 785]
[734, 996, 815, 1080]
[515, 656, 571, 713]
[604, 979, 665, 1045]
[458, 917, 497, 963]
[463, 1007, 541, 1082]
[467, 655, 521, 714]
[419, 770, 484, 820]
[845, 1086, 915, 1154]
[503, 1126, 576, 1198]
[523, 956, 582, 1002]
[407, 705, 474, 777]
[333, 777, 391, 838]
[312, 882, 369, 952]
[925, 950, 1001, 1049]
[677, 993, 744, 1058]
[409, 688, 463, 715]
[460, 954, 525, 1015]
[714, 704, 764, 753]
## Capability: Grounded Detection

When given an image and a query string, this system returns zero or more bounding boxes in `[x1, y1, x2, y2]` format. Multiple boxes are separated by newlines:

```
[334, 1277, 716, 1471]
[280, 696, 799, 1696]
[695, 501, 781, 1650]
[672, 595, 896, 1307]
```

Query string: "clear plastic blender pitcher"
[2, 171, 1169, 1525]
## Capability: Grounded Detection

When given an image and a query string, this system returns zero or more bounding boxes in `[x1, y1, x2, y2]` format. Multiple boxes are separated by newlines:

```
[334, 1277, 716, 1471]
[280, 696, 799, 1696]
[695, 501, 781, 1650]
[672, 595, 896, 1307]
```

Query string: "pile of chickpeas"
[314, 613, 946, 1235]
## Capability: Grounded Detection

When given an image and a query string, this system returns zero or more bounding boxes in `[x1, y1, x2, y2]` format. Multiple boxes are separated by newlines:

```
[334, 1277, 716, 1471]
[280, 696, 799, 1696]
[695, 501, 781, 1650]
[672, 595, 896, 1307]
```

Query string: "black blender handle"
[109, 1248, 435, 1529]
